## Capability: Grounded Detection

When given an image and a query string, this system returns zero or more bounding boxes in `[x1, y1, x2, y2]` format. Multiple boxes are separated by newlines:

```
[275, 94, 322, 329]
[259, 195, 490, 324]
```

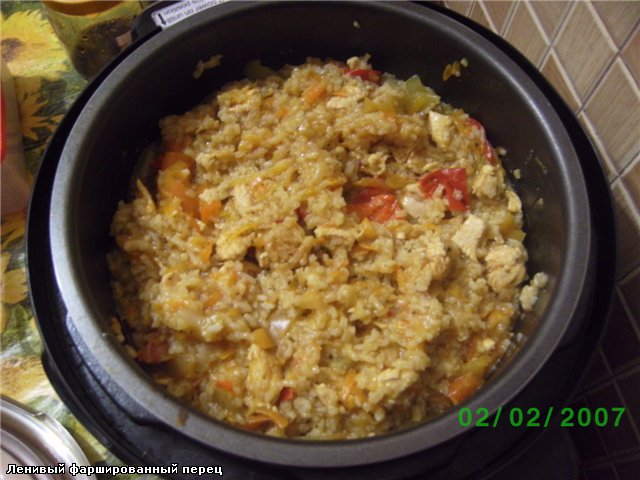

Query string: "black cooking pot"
[28, 2, 616, 479]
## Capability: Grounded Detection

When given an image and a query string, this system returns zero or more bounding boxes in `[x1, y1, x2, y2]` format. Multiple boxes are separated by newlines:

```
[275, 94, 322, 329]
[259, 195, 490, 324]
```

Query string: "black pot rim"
[44, 0, 594, 469]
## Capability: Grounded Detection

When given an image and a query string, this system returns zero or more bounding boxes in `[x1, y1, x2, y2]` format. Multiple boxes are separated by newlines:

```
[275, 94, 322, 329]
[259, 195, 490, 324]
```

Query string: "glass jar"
[43, 0, 146, 79]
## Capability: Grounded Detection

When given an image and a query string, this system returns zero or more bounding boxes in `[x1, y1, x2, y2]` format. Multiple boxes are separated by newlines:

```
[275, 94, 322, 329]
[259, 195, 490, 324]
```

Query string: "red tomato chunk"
[466, 117, 495, 165]
[347, 186, 400, 223]
[419, 168, 470, 213]
[345, 68, 382, 84]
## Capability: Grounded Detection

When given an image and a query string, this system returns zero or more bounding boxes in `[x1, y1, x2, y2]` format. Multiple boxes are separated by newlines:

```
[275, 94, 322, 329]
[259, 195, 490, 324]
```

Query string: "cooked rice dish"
[108, 56, 545, 439]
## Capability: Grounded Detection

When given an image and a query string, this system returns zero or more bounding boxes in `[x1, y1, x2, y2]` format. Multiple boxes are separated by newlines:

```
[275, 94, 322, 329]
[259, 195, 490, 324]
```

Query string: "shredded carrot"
[203, 288, 222, 309]
[163, 139, 187, 152]
[243, 408, 290, 431]
[278, 387, 296, 403]
[340, 370, 366, 408]
[242, 414, 273, 431]
[353, 176, 391, 190]
[252, 328, 275, 349]
[137, 338, 169, 364]
[181, 195, 198, 216]
[158, 162, 190, 197]
[190, 236, 214, 263]
[219, 348, 235, 360]
[464, 335, 480, 361]
[115, 234, 128, 249]
[333, 88, 351, 97]
[202, 240, 214, 263]
[447, 373, 481, 405]
[198, 199, 222, 223]
[168, 299, 187, 311]
[275, 106, 289, 119]
[295, 203, 308, 220]
[157, 160, 198, 216]
[160, 151, 195, 170]
[341, 370, 357, 403]
[303, 81, 327, 104]
[253, 407, 289, 429]
[124, 303, 138, 322]
[216, 379, 235, 394]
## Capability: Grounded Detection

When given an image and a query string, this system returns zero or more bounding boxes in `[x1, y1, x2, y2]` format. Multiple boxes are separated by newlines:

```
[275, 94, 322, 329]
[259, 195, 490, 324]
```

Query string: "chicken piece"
[314, 225, 356, 245]
[400, 191, 429, 219]
[396, 233, 449, 292]
[452, 215, 485, 261]
[425, 234, 449, 280]
[245, 344, 283, 409]
[361, 151, 388, 176]
[230, 184, 253, 214]
[284, 338, 322, 391]
[472, 165, 502, 199]
[506, 190, 522, 213]
[428, 111, 452, 148]
[519, 272, 549, 311]
[399, 183, 448, 223]
[258, 217, 307, 266]
[485, 241, 527, 293]
[216, 227, 254, 260]
[327, 95, 359, 109]
[346, 55, 371, 70]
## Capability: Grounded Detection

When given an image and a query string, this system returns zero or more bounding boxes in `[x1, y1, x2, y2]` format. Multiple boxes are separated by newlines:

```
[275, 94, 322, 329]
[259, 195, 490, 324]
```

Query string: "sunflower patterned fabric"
[0, 2, 158, 476]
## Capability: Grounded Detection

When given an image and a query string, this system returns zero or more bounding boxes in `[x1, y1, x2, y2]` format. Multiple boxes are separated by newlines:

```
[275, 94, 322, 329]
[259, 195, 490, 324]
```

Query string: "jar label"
[151, 0, 227, 29]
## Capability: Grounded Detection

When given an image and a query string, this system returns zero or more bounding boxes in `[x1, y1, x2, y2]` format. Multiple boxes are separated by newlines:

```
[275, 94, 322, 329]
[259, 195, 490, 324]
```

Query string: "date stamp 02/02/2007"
[458, 406, 626, 429]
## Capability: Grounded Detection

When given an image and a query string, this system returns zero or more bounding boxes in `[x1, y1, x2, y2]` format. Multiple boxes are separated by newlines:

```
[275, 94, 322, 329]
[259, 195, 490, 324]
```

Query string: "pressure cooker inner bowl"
[48, 1, 592, 467]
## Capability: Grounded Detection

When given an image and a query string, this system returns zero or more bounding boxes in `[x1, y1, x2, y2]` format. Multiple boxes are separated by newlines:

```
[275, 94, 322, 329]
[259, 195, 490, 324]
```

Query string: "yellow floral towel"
[1, 2, 149, 473]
